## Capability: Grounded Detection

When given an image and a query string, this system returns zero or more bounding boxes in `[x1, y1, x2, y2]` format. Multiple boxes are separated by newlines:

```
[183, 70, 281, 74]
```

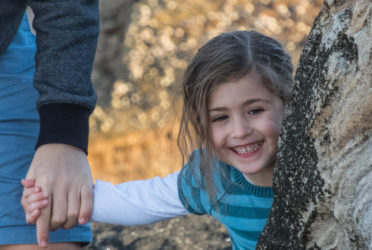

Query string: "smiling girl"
[21, 30, 293, 250]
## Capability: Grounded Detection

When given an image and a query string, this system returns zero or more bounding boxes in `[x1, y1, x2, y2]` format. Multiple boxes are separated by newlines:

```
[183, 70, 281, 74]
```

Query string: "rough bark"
[257, 0, 372, 249]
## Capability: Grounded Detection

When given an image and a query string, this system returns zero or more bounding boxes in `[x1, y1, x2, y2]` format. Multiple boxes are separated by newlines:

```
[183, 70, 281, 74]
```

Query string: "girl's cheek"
[210, 126, 224, 146]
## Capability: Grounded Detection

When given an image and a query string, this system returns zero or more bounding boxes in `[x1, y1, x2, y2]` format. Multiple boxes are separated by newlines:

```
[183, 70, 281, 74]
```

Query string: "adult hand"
[25, 143, 93, 247]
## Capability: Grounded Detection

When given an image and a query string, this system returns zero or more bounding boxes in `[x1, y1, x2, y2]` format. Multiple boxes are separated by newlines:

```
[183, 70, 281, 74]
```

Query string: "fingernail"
[40, 240, 48, 247]
[79, 217, 87, 224]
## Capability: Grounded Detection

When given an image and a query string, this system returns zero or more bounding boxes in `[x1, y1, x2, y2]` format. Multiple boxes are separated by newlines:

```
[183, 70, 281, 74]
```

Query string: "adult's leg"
[0, 13, 91, 248]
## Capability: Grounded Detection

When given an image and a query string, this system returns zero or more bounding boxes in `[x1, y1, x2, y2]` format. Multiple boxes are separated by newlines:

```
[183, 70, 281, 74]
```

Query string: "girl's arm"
[92, 171, 189, 225]
[22, 171, 189, 226]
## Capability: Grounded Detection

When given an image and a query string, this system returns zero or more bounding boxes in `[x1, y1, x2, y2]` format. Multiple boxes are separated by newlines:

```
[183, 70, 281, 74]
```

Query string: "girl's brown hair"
[177, 30, 293, 200]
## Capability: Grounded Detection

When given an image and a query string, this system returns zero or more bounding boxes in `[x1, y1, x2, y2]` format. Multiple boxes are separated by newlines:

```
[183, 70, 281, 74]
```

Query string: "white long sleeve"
[91, 171, 190, 225]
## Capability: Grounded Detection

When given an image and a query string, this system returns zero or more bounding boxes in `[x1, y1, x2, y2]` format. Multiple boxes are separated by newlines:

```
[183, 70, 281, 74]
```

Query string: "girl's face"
[208, 71, 284, 187]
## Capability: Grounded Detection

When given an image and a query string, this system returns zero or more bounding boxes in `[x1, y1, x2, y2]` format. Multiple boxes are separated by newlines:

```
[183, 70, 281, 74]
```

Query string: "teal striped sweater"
[178, 151, 273, 250]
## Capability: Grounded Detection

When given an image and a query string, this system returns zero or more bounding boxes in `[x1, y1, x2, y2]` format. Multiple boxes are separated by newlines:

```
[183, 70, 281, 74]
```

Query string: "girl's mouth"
[231, 142, 262, 156]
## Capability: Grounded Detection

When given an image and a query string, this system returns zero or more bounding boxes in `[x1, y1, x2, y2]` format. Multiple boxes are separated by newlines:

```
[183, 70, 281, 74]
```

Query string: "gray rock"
[257, 0, 372, 249]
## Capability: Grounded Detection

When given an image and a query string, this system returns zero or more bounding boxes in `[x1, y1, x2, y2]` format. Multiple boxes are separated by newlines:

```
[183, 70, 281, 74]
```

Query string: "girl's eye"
[211, 115, 228, 122]
[248, 108, 264, 115]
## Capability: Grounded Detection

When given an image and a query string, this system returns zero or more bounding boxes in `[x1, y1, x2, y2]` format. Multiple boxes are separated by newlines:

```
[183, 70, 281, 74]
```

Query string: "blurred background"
[88, 0, 323, 184]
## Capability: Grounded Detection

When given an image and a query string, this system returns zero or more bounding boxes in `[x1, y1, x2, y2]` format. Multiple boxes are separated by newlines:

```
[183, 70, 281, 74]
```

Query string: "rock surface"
[257, 0, 372, 249]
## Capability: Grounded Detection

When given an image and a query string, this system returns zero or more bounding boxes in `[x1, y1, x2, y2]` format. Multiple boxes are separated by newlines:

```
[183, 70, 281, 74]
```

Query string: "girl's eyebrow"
[208, 107, 227, 112]
[208, 98, 271, 112]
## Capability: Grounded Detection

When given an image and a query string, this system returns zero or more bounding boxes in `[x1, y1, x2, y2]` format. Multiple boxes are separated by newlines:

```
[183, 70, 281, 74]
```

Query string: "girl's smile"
[208, 71, 285, 187]
[230, 141, 262, 157]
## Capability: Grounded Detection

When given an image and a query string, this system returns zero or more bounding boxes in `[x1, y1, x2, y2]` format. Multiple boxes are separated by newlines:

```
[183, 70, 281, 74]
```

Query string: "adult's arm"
[92, 171, 190, 225]
[24, 0, 99, 247]
[28, 0, 99, 152]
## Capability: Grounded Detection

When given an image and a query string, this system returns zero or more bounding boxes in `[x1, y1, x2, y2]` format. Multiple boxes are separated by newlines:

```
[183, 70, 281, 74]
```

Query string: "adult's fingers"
[50, 189, 67, 231]
[36, 197, 51, 248]
[78, 182, 93, 225]
[62, 187, 79, 229]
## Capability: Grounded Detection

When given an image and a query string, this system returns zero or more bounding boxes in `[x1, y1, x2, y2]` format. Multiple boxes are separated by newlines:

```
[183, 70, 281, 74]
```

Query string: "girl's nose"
[231, 116, 252, 138]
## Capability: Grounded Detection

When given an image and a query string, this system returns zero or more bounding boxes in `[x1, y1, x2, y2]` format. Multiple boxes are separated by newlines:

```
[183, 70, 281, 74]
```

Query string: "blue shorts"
[0, 13, 91, 245]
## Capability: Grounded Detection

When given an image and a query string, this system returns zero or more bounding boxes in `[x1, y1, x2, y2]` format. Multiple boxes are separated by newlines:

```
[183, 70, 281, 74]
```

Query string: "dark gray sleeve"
[26, 0, 99, 152]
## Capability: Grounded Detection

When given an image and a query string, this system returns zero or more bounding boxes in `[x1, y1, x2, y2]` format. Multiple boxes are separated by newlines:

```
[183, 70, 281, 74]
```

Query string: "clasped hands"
[21, 144, 93, 248]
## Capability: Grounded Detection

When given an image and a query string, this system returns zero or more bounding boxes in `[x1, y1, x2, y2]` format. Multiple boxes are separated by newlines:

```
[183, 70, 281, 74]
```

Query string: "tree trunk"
[257, 0, 372, 249]
[92, 0, 138, 108]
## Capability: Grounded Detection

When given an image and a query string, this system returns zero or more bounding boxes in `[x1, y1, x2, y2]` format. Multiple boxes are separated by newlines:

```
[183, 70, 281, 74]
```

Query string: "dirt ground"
[85, 214, 231, 250]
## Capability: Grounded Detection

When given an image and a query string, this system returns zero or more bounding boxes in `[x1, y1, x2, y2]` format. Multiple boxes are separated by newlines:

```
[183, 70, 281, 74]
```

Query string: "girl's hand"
[21, 179, 49, 224]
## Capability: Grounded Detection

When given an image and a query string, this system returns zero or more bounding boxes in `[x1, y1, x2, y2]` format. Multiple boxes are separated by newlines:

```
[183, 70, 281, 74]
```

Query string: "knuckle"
[62, 216, 78, 230]
[68, 212, 79, 221]
[51, 216, 65, 228]
[65, 216, 78, 227]
[62, 221, 76, 229]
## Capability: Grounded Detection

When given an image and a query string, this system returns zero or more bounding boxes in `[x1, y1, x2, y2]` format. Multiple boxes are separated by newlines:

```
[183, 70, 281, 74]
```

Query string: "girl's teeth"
[234, 143, 260, 154]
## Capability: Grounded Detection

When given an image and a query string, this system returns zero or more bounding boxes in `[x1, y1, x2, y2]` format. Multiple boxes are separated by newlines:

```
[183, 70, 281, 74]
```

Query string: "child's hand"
[21, 179, 49, 224]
